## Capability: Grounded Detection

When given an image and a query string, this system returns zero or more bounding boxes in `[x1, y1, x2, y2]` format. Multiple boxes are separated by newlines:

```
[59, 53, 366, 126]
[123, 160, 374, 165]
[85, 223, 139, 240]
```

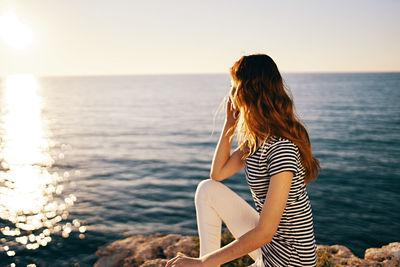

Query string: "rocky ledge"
[94, 233, 400, 267]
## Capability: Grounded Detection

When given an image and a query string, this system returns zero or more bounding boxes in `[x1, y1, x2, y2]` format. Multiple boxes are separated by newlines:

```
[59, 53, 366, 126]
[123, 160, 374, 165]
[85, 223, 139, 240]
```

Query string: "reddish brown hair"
[229, 54, 320, 183]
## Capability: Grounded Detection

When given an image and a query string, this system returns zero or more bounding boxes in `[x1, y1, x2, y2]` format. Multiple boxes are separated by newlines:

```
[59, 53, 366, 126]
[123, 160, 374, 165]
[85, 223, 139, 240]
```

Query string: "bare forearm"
[210, 121, 234, 179]
[204, 172, 293, 266]
[201, 227, 270, 266]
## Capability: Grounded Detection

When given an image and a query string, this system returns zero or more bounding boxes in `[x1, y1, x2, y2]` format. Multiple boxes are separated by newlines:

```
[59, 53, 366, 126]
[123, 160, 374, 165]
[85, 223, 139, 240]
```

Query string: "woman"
[166, 54, 320, 267]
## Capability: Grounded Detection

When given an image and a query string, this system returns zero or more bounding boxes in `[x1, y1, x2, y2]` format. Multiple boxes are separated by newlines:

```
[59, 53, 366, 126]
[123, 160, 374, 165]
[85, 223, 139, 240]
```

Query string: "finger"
[231, 102, 236, 112]
[166, 260, 172, 267]
[226, 98, 234, 111]
[166, 259, 176, 267]
[170, 257, 182, 267]
[166, 256, 179, 267]
[230, 103, 237, 116]
[226, 96, 232, 105]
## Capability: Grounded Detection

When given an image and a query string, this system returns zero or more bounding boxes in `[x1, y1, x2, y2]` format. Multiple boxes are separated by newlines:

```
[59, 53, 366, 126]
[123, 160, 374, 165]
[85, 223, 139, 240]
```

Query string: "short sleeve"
[267, 141, 298, 177]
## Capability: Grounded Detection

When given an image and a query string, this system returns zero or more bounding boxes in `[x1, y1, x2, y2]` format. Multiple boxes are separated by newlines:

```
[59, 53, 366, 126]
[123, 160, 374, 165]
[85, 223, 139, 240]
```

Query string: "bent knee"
[194, 179, 220, 203]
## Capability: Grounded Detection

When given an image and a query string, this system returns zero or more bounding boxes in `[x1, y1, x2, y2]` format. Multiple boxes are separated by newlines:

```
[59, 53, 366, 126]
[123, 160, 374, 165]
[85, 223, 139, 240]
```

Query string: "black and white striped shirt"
[245, 136, 317, 267]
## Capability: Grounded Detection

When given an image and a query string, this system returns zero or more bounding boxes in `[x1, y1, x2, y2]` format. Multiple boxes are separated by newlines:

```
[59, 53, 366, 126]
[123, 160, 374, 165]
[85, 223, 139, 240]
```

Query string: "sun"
[0, 11, 33, 50]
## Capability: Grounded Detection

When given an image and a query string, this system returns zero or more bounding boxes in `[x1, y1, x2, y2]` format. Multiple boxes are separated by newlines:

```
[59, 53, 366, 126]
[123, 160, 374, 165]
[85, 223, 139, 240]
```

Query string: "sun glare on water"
[0, 75, 84, 259]
[0, 11, 33, 50]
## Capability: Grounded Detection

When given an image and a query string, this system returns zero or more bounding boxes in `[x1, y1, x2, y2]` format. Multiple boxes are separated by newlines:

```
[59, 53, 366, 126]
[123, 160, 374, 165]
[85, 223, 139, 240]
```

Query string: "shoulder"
[266, 136, 299, 176]
[267, 136, 299, 157]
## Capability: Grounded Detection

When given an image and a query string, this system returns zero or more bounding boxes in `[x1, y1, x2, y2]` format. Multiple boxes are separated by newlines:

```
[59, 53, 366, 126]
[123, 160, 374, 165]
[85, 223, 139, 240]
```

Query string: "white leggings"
[194, 179, 264, 267]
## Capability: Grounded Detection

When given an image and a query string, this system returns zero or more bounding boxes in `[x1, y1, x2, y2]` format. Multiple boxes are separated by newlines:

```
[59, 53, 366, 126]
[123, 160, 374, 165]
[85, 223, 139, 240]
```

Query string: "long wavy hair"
[229, 54, 320, 183]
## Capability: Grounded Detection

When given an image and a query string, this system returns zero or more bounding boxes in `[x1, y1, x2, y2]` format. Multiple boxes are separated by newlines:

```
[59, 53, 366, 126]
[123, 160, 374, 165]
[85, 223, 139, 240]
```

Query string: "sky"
[0, 0, 399, 76]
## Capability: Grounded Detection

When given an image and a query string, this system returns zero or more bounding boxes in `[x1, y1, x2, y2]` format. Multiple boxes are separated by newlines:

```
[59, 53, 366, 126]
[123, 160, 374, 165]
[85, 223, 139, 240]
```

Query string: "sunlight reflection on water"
[0, 74, 84, 258]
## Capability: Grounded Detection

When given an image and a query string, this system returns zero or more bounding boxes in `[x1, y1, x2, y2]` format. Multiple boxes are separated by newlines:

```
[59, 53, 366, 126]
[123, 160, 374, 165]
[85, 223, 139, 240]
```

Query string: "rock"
[139, 259, 168, 267]
[94, 233, 198, 267]
[317, 242, 400, 267]
[365, 242, 400, 266]
[95, 233, 399, 267]
[318, 244, 355, 258]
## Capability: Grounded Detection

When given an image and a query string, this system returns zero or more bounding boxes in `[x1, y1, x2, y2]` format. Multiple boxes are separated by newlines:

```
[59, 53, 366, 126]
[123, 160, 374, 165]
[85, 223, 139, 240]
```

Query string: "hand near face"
[226, 86, 239, 125]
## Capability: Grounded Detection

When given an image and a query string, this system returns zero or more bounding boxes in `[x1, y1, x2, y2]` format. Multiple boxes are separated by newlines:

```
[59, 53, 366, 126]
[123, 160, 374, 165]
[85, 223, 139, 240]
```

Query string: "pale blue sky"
[1, 0, 399, 76]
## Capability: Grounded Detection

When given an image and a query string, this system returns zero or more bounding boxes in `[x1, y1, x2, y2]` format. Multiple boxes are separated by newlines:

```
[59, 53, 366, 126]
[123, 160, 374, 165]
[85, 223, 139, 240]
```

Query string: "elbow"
[254, 226, 274, 246]
[209, 170, 223, 181]
[209, 172, 219, 181]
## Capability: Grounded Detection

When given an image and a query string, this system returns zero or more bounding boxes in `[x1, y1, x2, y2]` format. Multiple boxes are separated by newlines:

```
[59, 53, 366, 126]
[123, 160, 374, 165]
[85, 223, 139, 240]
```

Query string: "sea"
[0, 73, 399, 266]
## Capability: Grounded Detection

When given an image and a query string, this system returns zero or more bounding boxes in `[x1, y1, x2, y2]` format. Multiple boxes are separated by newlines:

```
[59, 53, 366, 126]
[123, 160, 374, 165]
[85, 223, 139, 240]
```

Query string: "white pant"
[194, 179, 264, 267]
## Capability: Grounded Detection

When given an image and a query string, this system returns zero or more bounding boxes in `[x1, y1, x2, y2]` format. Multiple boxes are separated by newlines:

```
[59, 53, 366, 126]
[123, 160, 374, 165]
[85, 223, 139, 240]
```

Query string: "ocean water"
[0, 73, 399, 266]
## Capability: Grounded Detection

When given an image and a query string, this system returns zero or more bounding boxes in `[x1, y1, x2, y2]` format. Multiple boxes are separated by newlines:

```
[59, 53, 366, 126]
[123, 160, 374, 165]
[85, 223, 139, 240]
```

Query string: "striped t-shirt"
[245, 136, 317, 267]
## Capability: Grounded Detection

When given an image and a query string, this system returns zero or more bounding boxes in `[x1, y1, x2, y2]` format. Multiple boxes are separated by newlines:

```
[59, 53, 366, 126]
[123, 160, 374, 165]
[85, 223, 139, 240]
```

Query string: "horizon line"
[1, 70, 400, 79]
